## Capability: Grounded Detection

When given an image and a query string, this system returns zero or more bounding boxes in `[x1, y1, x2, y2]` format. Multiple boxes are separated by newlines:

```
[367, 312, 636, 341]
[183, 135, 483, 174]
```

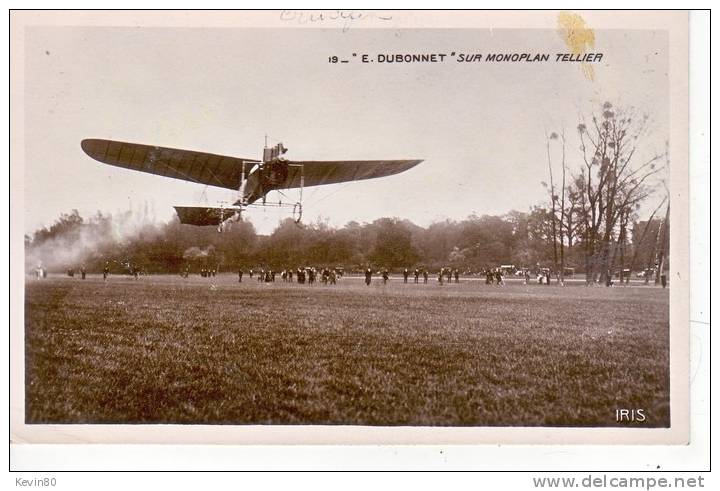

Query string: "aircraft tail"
[173, 206, 241, 226]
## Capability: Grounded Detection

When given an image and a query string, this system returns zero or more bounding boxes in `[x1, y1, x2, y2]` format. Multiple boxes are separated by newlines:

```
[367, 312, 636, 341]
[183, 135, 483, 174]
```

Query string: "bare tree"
[558, 130, 568, 284]
[628, 195, 667, 278]
[654, 199, 670, 285]
[573, 102, 666, 285]
[544, 128, 572, 284]
[543, 130, 560, 278]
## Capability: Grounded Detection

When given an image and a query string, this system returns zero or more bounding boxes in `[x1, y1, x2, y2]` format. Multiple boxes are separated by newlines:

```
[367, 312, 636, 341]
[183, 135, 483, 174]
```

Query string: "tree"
[368, 218, 419, 269]
[572, 102, 666, 284]
[544, 129, 570, 283]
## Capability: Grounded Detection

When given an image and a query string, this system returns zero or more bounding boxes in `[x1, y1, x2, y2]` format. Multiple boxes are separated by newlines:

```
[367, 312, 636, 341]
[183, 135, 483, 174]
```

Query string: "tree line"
[25, 207, 667, 279]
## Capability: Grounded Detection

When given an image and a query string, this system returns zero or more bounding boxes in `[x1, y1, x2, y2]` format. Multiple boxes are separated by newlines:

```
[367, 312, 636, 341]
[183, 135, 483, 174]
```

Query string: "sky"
[23, 26, 669, 235]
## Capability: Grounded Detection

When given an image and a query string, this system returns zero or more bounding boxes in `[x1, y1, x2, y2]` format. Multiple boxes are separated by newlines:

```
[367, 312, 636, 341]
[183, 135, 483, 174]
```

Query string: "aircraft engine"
[261, 159, 290, 188]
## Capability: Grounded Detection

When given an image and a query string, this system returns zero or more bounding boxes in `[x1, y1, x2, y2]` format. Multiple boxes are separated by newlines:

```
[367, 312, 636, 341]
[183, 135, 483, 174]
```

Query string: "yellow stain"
[557, 11, 596, 81]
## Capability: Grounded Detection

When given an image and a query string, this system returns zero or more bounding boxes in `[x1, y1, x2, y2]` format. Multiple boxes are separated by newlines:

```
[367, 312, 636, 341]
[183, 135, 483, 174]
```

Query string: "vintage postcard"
[10, 10, 690, 447]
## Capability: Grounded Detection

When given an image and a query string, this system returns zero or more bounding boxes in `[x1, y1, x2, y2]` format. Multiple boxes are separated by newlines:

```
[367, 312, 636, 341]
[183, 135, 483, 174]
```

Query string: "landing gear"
[213, 156, 305, 232]
[216, 205, 242, 233]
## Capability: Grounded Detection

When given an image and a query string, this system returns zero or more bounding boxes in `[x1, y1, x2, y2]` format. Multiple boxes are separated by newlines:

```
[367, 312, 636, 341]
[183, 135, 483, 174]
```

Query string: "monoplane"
[81, 138, 423, 231]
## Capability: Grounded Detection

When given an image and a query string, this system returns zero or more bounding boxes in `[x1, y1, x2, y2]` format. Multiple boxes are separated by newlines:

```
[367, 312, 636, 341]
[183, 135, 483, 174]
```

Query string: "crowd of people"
[228, 266, 525, 287]
[45, 263, 653, 288]
[241, 267, 343, 285]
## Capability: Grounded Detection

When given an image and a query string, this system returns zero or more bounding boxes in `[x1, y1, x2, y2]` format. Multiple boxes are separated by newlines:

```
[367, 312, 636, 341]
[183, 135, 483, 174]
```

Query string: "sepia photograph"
[10, 10, 692, 447]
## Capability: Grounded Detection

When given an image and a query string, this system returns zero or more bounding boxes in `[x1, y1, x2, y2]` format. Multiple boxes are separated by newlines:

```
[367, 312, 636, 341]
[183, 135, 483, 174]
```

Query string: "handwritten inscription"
[280, 10, 393, 31]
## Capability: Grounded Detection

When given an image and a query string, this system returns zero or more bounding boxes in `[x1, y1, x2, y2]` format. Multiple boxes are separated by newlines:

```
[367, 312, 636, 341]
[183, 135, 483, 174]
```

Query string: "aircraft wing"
[242, 159, 423, 203]
[285, 159, 423, 189]
[81, 139, 260, 190]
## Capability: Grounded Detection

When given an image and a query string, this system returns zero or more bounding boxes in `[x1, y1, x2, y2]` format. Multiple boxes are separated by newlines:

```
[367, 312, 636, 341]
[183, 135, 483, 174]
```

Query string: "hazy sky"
[24, 27, 669, 235]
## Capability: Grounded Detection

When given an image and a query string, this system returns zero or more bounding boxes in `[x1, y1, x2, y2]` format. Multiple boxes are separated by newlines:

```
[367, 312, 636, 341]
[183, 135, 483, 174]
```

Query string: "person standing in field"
[403, 268, 409, 283]
[414, 268, 420, 283]
[103, 262, 109, 281]
[238, 269, 243, 283]
[423, 269, 428, 284]
[382, 269, 389, 284]
[454, 269, 459, 283]
[80, 266, 86, 280]
[438, 269, 444, 285]
[365, 268, 372, 286]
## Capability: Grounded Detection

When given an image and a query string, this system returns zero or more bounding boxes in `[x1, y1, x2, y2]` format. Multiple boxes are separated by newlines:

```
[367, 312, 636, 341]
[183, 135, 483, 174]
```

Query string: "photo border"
[9, 9, 693, 451]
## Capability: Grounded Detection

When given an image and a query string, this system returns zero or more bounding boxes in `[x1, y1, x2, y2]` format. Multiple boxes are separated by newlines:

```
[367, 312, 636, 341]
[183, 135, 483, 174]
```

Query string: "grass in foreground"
[24, 275, 670, 426]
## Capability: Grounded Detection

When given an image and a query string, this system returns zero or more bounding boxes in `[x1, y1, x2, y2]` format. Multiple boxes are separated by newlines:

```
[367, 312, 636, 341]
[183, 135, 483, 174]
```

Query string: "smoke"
[183, 245, 215, 260]
[25, 205, 159, 273]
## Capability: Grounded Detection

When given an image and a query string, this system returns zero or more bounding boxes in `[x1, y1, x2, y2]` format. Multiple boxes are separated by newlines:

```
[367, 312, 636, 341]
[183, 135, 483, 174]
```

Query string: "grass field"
[24, 274, 670, 427]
